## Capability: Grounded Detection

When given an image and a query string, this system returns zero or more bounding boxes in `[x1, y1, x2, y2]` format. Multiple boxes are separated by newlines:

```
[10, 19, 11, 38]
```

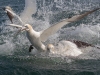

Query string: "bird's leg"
[29, 45, 34, 52]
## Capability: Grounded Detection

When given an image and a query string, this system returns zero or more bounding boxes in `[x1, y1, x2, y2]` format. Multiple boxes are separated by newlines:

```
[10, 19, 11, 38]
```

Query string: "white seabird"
[4, 6, 100, 56]
[3, 6, 24, 25]
[46, 40, 83, 57]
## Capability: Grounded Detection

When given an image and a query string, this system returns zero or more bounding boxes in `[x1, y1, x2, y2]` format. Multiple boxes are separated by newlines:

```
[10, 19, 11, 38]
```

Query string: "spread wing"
[8, 24, 22, 28]
[7, 24, 27, 37]
[20, 0, 37, 23]
[40, 8, 100, 42]
[6, 10, 14, 23]
[4, 6, 24, 25]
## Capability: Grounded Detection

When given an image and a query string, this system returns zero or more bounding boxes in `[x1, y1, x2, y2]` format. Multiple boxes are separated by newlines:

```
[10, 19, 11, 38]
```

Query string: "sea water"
[0, 0, 100, 75]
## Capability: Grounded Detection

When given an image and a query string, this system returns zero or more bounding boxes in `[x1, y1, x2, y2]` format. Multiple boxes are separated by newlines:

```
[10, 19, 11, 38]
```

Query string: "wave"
[0, 0, 100, 60]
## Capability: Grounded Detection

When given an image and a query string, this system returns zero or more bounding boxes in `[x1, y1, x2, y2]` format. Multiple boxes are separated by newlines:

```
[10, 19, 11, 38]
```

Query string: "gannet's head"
[3, 6, 12, 11]
[6, 6, 12, 10]
[24, 24, 33, 31]
[47, 44, 54, 52]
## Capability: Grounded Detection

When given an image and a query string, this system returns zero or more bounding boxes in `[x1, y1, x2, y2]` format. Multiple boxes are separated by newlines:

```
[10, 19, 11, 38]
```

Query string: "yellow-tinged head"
[3, 6, 12, 11]
[6, 6, 12, 10]
[47, 44, 54, 51]
[24, 24, 33, 31]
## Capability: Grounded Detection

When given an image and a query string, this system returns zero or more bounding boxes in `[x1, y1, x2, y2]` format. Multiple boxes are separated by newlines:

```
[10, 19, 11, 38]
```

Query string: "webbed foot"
[29, 45, 34, 52]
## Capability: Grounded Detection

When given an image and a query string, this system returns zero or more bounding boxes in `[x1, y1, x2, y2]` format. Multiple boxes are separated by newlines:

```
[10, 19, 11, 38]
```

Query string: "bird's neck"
[27, 28, 37, 36]
[26, 28, 47, 51]
[41, 44, 47, 51]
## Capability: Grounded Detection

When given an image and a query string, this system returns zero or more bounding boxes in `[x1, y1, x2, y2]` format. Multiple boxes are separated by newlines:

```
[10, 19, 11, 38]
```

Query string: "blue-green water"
[0, 0, 100, 75]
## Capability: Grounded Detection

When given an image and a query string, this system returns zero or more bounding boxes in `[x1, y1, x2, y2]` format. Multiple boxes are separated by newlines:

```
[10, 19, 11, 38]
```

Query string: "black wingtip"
[70, 40, 100, 49]
[94, 8, 100, 11]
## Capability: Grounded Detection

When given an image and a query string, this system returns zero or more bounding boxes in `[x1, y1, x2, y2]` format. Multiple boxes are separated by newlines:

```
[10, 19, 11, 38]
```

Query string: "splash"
[0, 0, 100, 60]
[49, 40, 82, 57]
[0, 40, 14, 55]
[60, 24, 100, 44]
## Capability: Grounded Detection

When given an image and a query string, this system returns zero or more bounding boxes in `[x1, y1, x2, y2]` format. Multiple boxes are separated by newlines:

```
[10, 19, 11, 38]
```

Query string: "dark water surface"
[0, 0, 100, 75]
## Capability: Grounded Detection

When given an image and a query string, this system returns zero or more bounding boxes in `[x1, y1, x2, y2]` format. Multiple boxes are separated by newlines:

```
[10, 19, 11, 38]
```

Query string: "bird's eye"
[47, 47, 50, 51]
[25, 25, 27, 28]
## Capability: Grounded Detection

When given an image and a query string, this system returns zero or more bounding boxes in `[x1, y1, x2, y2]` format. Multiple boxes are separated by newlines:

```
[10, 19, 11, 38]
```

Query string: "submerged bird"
[47, 40, 83, 57]
[4, 6, 100, 56]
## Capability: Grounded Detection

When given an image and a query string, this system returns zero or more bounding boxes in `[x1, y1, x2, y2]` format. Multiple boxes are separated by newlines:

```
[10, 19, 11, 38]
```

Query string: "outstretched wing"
[4, 6, 24, 25]
[6, 10, 14, 23]
[3, 6, 14, 23]
[20, 0, 37, 23]
[7, 24, 29, 37]
[40, 8, 100, 42]
[7, 24, 24, 37]
[8, 24, 22, 28]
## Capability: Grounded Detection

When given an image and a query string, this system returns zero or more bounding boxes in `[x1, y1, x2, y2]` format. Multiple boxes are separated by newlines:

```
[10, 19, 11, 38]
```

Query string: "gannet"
[3, 6, 24, 25]
[4, 6, 100, 54]
[47, 40, 83, 57]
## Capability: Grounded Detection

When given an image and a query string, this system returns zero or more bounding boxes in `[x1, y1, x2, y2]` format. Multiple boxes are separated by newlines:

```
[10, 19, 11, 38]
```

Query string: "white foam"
[49, 40, 82, 57]
[0, 40, 14, 55]
[60, 24, 100, 43]
[1, 0, 100, 60]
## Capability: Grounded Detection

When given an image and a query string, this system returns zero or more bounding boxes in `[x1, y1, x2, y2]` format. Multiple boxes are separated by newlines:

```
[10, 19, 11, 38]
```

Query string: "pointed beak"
[3, 7, 7, 13]
[2, 6, 6, 10]
[14, 26, 29, 37]
[21, 26, 29, 31]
